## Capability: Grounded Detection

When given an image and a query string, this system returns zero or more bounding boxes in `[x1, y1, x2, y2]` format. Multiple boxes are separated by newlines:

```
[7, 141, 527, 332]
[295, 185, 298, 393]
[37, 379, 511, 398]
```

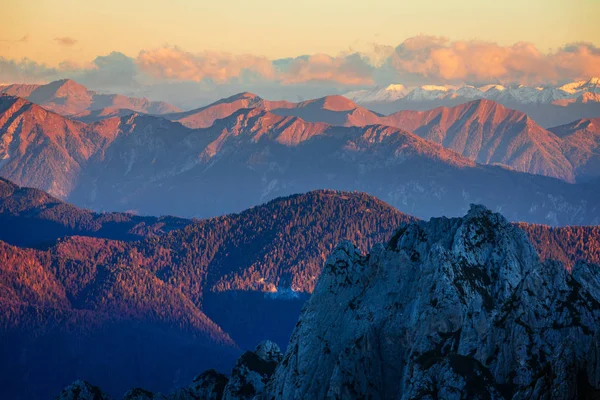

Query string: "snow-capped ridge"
[344, 78, 600, 105]
[384, 83, 408, 92]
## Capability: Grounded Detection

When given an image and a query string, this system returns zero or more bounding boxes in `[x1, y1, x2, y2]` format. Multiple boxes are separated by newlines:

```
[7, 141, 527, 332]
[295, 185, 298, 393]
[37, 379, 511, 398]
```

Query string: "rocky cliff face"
[264, 205, 600, 399]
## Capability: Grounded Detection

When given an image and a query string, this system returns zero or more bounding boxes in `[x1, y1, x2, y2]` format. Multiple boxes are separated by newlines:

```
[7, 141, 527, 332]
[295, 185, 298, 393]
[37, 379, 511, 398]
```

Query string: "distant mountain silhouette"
[0, 177, 190, 247]
[0, 79, 180, 116]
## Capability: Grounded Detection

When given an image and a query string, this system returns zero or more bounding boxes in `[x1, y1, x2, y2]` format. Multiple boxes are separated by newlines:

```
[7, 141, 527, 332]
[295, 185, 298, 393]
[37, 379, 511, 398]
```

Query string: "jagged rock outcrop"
[222, 341, 283, 400]
[55, 342, 281, 400]
[56, 380, 113, 400]
[168, 369, 228, 400]
[122, 388, 168, 400]
[263, 205, 600, 399]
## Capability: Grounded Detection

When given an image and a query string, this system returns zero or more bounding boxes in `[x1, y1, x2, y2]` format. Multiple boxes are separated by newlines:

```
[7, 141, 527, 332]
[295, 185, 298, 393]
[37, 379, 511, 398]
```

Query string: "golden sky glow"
[1, 0, 599, 66]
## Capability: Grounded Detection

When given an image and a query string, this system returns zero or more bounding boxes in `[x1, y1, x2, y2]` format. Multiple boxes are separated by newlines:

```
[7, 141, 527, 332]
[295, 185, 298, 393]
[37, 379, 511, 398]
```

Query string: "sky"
[1, 0, 600, 106]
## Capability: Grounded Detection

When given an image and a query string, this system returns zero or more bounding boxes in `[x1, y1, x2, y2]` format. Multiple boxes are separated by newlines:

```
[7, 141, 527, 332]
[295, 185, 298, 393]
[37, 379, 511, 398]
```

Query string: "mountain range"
[2, 79, 599, 185]
[345, 78, 600, 103]
[1, 88, 600, 224]
[2, 179, 600, 399]
[162, 92, 600, 183]
[344, 78, 600, 128]
[346, 78, 600, 105]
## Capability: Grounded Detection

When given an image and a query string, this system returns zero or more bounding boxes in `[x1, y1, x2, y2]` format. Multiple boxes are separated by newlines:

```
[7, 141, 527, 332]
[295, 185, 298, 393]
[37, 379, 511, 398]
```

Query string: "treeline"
[517, 223, 600, 269]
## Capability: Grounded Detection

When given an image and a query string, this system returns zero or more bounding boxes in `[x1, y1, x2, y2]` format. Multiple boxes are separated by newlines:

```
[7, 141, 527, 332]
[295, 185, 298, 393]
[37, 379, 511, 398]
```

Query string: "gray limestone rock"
[263, 205, 600, 399]
[223, 341, 282, 400]
[56, 380, 113, 400]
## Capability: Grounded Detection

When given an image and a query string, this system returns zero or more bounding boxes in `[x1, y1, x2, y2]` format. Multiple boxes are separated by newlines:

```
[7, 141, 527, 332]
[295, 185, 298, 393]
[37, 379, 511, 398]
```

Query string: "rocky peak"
[56, 380, 113, 400]
[52, 79, 90, 97]
[185, 369, 229, 400]
[222, 341, 282, 400]
[28, 79, 92, 107]
[228, 92, 262, 101]
[263, 205, 600, 399]
[299, 95, 358, 112]
[122, 388, 167, 400]
[254, 340, 284, 363]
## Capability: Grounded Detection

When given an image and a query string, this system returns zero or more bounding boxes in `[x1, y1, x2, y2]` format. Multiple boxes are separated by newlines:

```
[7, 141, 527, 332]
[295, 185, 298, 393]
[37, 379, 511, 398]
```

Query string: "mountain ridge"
[161, 93, 587, 182]
[380, 99, 575, 181]
[0, 79, 181, 117]
[345, 77, 600, 105]
[549, 117, 600, 182]
[344, 78, 600, 128]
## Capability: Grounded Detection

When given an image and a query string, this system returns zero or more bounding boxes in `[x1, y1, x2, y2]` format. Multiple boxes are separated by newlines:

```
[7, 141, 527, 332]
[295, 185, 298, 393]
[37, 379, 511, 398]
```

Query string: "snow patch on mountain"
[344, 78, 600, 105]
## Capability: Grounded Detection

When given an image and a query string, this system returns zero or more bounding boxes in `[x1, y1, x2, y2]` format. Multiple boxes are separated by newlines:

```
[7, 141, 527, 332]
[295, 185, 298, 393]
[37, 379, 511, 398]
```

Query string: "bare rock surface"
[264, 205, 600, 399]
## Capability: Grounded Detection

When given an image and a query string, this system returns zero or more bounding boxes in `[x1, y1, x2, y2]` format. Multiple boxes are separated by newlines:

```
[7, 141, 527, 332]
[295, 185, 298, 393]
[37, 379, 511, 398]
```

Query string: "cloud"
[78, 52, 139, 89]
[136, 47, 275, 83]
[278, 53, 374, 86]
[550, 42, 600, 82]
[0, 57, 62, 83]
[383, 35, 600, 85]
[135, 47, 374, 87]
[2, 37, 600, 106]
[54, 37, 77, 46]
[0, 52, 139, 88]
[133, 39, 600, 88]
[0, 34, 30, 44]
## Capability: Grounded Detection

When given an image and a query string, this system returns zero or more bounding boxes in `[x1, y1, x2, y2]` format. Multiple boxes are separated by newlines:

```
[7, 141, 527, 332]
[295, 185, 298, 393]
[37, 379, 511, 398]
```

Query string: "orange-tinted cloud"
[279, 53, 374, 86]
[386, 35, 600, 85]
[0, 34, 30, 44]
[136, 47, 275, 83]
[0, 53, 135, 86]
[2, 37, 600, 90]
[54, 37, 77, 46]
[550, 42, 600, 81]
[135, 47, 373, 86]
[133, 39, 600, 87]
